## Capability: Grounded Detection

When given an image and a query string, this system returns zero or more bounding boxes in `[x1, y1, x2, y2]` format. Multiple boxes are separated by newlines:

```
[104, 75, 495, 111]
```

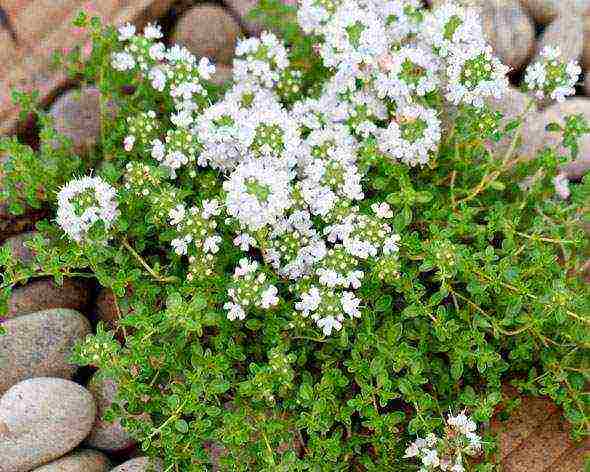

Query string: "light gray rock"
[172, 5, 241, 65]
[0, 378, 97, 472]
[109, 457, 164, 472]
[0, 309, 92, 392]
[478, 0, 535, 71]
[86, 373, 135, 452]
[32, 449, 110, 472]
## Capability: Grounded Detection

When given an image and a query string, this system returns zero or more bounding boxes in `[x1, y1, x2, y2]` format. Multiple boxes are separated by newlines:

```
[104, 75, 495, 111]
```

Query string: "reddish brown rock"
[6, 278, 92, 319]
[172, 5, 242, 65]
[94, 287, 125, 338]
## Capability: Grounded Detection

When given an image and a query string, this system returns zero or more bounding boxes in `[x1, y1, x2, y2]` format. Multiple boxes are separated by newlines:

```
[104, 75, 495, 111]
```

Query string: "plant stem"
[122, 239, 179, 284]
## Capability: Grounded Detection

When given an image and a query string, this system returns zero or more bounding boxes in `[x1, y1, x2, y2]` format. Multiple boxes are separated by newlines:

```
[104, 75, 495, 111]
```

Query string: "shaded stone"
[211, 63, 234, 86]
[110, 457, 164, 472]
[86, 372, 135, 452]
[46, 86, 104, 157]
[172, 5, 242, 65]
[94, 287, 127, 341]
[478, 0, 535, 71]
[0, 377, 96, 472]
[6, 278, 92, 319]
[0, 308, 91, 393]
[32, 449, 110, 472]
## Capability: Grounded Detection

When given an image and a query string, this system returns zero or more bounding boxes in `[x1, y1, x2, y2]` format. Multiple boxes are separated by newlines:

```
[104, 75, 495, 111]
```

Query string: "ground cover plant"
[1, 0, 589, 470]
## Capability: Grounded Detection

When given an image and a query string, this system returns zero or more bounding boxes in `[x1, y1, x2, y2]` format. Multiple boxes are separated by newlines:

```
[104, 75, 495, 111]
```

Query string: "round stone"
[520, 0, 590, 25]
[172, 5, 241, 65]
[6, 278, 92, 319]
[46, 87, 105, 157]
[479, 0, 535, 71]
[0, 377, 96, 472]
[31, 449, 110, 472]
[85, 373, 135, 452]
[0, 309, 92, 393]
[110, 457, 164, 472]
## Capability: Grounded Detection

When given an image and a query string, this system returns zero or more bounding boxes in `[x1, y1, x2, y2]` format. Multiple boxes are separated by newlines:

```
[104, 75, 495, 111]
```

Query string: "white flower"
[123, 135, 136, 152]
[317, 316, 342, 336]
[198, 57, 216, 79]
[233, 32, 289, 88]
[295, 287, 322, 315]
[224, 157, 294, 231]
[149, 42, 166, 61]
[203, 235, 222, 254]
[149, 66, 167, 91]
[224, 302, 246, 320]
[144, 23, 163, 39]
[171, 235, 192, 255]
[233, 233, 256, 251]
[151, 139, 166, 161]
[118, 23, 136, 41]
[371, 202, 393, 219]
[202, 199, 221, 219]
[234, 257, 258, 277]
[378, 105, 441, 166]
[112, 52, 136, 71]
[169, 204, 186, 226]
[447, 411, 476, 435]
[421, 448, 439, 468]
[553, 173, 570, 200]
[341, 291, 361, 318]
[57, 176, 119, 242]
[383, 235, 401, 255]
[260, 285, 279, 308]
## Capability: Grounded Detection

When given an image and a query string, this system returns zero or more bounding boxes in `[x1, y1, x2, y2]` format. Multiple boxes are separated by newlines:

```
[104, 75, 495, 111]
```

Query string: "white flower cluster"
[57, 176, 119, 242]
[224, 258, 280, 320]
[94, 0, 524, 335]
[524, 46, 581, 103]
[404, 411, 482, 472]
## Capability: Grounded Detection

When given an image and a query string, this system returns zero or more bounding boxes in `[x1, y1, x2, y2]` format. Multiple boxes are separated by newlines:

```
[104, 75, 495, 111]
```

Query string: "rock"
[110, 457, 164, 472]
[2, 231, 38, 264]
[582, 16, 590, 70]
[172, 5, 241, 65]
[223, 0, 297, 36]
[85, 373, 135, 452]
[519, 0, 590, 25]
[0, 309, 91, 392]
[6, 278, 92, 319]
[533, 14, 584, 65]
[46, 87, 103, 157]
[32, 449, 110, 472]
[211, 64, 234, 86]
[0, 377, 96, 472]
[94, 287, 128, 341]
[478, 0, 535, 71]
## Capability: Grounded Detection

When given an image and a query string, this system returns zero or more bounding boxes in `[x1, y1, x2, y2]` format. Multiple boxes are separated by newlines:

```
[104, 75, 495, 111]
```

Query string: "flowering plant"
[1, 0, 589, 470]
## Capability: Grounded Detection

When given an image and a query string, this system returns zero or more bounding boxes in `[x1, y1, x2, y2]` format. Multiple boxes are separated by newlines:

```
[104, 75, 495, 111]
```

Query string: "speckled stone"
[6, 278, 92, 319]
[172, 5, 241, 65]
[520, 0, 590, 25]
[85, 373, 135, 452]
[478, 0, 535, 71]
[0, 309, 91, 393]
[46, 86, 109, 157]
[0, 377, 97, 472]
[31, 449, 110, 472]
[2, 231, 39, 265]
[109, 457, 164, 472]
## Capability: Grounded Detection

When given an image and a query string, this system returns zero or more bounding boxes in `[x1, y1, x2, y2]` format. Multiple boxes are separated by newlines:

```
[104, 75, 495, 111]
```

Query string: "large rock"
[0, 309, 91, 392]
[583, 16, 590, 71]
[478, 0, 535, 71]
[85, 373, 135, 452]
[0, 377, 96, 472]
[32, 449, 110, 472]
[93, 288, 125, 341]
[519, 0, 590, 25]
[6, 278, 92, 319]
[46, 87, 103, 157]
[172, 5, 241, 65]
[110, 457, 164, 472]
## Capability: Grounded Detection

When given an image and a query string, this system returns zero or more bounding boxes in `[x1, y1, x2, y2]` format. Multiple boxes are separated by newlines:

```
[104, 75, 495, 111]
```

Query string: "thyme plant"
[1, 1, 589, 470]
